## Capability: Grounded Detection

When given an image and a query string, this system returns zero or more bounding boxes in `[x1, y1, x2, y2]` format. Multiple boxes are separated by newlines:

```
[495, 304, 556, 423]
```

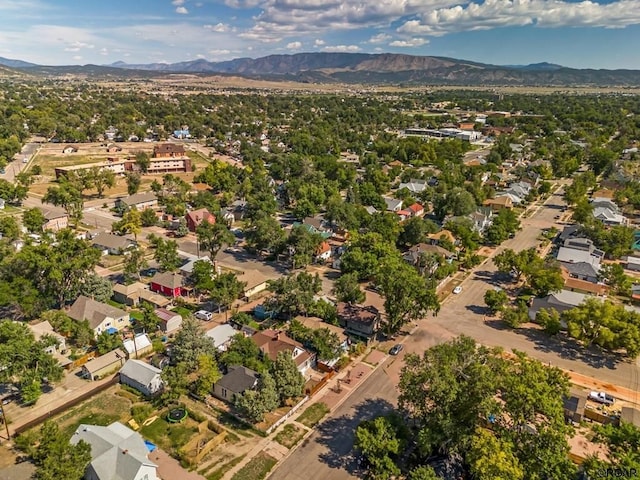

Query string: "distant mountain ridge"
[0, 56, 37, 68]
[1, 52, 639, 86]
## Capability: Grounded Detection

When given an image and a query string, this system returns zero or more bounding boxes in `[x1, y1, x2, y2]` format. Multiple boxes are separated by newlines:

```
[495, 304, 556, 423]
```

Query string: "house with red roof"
[252, 329, 315, 376]
[315, 241, 332, 262]
[186, 208, 216, 232]
[407, 203, 425, 217]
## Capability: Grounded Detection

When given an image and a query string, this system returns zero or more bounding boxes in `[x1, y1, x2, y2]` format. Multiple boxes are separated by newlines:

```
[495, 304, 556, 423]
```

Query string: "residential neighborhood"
[0, 83, 639, 480]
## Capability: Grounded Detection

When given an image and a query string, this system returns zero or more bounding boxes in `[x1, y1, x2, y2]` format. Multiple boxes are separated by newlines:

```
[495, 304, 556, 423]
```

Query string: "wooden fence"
[12, 375, 118, 437]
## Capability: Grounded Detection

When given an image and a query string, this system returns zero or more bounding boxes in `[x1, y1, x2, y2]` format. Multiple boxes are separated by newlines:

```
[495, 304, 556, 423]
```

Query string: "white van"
[194, 310, 213, 321]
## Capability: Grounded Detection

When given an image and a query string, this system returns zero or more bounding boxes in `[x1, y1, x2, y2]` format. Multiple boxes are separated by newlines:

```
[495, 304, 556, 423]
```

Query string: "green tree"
[0, 216, 20, 241]
[408, 466, 439, 480]
[42, 181, 84, 227]
[22, 208, 46, 234]
[193, 354, 222, 398]
[171, 316, 217, 371]
[153, 237, 180, 272]
[123, 246, 148, 282]
[245, 214, 285, 253]
[467, 428, 524, 480]
[113, 208, 142, 240]
[210, 272, 246, 320]
[271, 351, 305, 403]
[89, 167, 115, 197]
[354, 415, 404, 480]
[267, 272, 322, 319]
[138, 301, 160, 333]
[140, 208, 158, 227]
[78, 273, 113, 303]
[536, 308, 562, 335]
[197, 221, 235, 260]
[528, 266, 564, 297]
[95, 330, 123, 355]
[33, 421, 91, 480]
[376, 256, 439, 335]
[135, 151, 150, 173]
[599, 263, 632, 296]
[287, 224, 324, 269]
[333, 272, 365, 304]
[220, 333, 270, 373]
[484, 289, 509, 314]
[125, 172, 141, 195]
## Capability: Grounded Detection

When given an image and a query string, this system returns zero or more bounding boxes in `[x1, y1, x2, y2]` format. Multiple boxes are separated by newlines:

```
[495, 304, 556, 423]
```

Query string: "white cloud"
[389, 37, 429, 47]
[204, 22, 230, 32]
[172, 0, 186, 4]
[323, 44, 361, 52]
[176, 6, 189, 14]
[398, 0, 640, 36]
[367, 33, 392, 43]
[287, 41, 302, 49]
[72, 55, 82, 61]
[314, 38, 325, 46]
[100, 48, 109, 56]
[209, 49, 232, 55]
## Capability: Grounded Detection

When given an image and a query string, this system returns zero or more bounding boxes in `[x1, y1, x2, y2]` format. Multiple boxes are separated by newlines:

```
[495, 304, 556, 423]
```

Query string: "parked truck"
[588, 391, 615, 406]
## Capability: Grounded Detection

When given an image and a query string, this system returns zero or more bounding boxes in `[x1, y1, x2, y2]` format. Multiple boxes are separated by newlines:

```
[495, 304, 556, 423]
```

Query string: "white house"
[119, 359, 164, 396]
[70, 422, 158, 480]
[383, 197, 403, 212]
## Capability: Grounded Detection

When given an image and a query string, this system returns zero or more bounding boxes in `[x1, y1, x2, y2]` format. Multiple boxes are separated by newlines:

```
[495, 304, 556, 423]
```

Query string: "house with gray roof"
[119, 359, 164, 397]
[91, 232, 136, 256]
[383, 197, 403, 212]
[398, 179, 427, 193]
[528, 289, 597, 321]
[556, 237, 604, 271]
[213, 365, 259, 403]
[68, 295, 130, 337]
[70, 421, 158, 480]
[115, 192, 158, 211]
[205, 324, 238, 351]
[559, 261, 600, 283]
[591, 198, 628, 226]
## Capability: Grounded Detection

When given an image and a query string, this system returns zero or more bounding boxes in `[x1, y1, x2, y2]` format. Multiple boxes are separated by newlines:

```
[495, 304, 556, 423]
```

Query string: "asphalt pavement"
[270, 187, 640, 480]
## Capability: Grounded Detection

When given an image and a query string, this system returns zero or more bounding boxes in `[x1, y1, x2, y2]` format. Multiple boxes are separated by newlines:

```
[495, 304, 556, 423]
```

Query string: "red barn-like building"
[149, 272, 184, 298]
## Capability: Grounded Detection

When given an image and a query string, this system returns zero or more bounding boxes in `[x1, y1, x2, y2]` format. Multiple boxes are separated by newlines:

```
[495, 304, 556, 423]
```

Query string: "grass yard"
[202, 454, 247, 480]
[56, 388, 133, 438]
[231, 452, 277, 480]
[296, 402, 329, 429]
[273, 423, 306, 449]
[139, 413, 198, 454]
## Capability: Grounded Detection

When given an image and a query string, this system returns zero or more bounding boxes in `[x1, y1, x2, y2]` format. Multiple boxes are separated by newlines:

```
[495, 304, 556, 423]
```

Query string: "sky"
[1, 0, 640, 69]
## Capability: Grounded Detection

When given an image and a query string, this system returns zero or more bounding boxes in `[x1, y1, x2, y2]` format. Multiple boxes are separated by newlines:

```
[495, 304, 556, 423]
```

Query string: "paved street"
[271, 187, 640, 479]
[270, 367, 398, 480]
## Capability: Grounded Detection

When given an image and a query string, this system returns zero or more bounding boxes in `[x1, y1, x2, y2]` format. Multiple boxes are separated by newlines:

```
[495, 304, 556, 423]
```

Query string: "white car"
[194, 310, 213, 321]
[453, 286, 463, 294]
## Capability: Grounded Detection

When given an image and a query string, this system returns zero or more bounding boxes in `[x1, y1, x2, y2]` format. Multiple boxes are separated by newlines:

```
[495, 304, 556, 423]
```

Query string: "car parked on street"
[389, 344, 403, 355]
[453, 286, 463, 294]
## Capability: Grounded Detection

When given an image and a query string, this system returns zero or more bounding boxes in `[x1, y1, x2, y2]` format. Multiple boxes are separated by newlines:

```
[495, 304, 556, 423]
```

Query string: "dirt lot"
[28, 142, 210, 199]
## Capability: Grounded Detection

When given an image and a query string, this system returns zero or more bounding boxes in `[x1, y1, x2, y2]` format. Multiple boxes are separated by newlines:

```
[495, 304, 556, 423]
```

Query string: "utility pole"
[0, 407, 10, 442]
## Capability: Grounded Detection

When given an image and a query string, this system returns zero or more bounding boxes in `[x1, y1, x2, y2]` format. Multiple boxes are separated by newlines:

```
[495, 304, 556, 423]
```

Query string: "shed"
[119, 359, 164, 397]
[563, 390, 587, 423]
[82, 349, 126, 381]
[123, 334, 153, 359]
[205, 324, 238, 351]
[155, 308, 183, 333]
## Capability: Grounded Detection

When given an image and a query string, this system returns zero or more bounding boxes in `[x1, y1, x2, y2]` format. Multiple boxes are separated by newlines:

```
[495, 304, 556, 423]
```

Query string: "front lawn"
[231, 452, 277, 480]
[274, 423, 306, 449]
[296, 402, 329, 428]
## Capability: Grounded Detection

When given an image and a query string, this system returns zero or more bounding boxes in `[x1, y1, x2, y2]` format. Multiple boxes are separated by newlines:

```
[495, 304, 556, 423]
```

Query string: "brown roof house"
[337, 302, 381, 342]
[68, 296, 131, 337]
[483, 196, 513, 212]
[252, 329, 315, 376]
[115, 192, 158, 211]
[213, 365, 260, 403]
[112, 282, 171, 308]
[42, 208, 69, 232]
[186, 208, 216, 232]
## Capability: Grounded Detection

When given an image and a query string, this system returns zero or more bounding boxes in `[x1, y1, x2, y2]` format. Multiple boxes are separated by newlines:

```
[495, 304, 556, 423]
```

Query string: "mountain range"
[1, 53, 640, 86]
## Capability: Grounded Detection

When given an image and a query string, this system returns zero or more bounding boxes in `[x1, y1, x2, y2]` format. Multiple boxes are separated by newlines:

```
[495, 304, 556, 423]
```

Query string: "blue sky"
[1, 0, 640, 68]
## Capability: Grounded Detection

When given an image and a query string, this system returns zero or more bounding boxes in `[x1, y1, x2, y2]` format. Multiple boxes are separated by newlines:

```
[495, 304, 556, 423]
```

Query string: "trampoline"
[167, 407, 188, 423]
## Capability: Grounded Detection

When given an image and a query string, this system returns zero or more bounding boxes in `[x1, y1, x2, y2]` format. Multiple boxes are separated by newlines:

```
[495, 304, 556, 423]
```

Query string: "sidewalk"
[221, 350, 387, 480]
[565, 369, 640, 405]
